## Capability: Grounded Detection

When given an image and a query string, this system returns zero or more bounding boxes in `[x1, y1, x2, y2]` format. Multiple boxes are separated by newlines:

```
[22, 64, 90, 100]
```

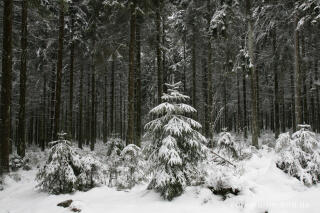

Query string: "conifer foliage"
[36, 133, 106, 194]
[276, 125, 320, 185]
[145, 80, 207, 200]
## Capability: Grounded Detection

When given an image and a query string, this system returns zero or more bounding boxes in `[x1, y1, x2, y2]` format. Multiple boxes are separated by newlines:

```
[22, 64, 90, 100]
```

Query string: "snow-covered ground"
[1, 148, 320, 213]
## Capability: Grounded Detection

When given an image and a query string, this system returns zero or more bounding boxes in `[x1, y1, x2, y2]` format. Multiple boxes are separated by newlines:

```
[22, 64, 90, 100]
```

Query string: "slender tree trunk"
[162, 14, 167, 93]
[135, 13, 142, 147]
[183, 35, 187, 92]
[0, 0, 13, 175]
[68, 3, 75, 139]
[110, 57, 115, 134]
[156, 0, 162, 104]
[192, 23, 197, 108]
[91, 48, 96, 151]
[206, 0, 213, 138]
[17, 0, 28, 157]
[294, 16, 302, 127]
[78, 59, 83, 149]
[54, 0, 64, 139]
[273, 29, 280, 139]
[103, 66, 108, 142]
[315, 60, 320, 132]
[42, 73, 46, 151]
[290, 63, 296, 132]
[246, 0, 258, 147]
[237, 69, 241, 133]
[242, 56, 248, 139]
[126, 0, 136, 145]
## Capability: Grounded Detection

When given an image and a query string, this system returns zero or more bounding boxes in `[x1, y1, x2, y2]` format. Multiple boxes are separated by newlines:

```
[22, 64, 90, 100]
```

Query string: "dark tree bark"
[41, 73, 46, 151]
[192, 22, 197, 109]
[17, 0, 28, 157]
[135, 12, 142, 147]
[126, 0, 136, 145]
[246, 0, 259, 147]
[103, 66, 108, 142]
[273, 29, 280, 139]
[54, 0, 65, 139]
[78, 59, 84, 149]
[294, 16, 302, 127]
[68, 2, 75, 139]
[237, 69, 241, 133]
[156, 0, 162, 104]
[205, 0, 213, 138]
[0, 0, 13, 175]
[91, 49, 96, 151]
[242, 54, 248, 139]
[110, 57, 115, 134]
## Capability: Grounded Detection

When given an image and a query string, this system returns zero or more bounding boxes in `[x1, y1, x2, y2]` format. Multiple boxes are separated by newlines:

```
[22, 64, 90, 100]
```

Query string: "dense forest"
[1, 0, 320, 212]
[0, 0, 320, 198]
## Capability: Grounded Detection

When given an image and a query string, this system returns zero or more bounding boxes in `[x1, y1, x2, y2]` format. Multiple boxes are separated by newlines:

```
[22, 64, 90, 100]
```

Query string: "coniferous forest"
[0, 0, 320, 212]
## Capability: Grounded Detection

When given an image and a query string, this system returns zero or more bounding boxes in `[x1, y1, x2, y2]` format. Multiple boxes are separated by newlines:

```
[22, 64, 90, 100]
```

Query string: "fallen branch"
[209, 150, 236, 168]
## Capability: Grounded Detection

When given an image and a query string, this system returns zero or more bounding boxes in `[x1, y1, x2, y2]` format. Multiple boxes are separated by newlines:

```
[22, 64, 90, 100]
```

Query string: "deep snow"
[1, 149, 320, 213]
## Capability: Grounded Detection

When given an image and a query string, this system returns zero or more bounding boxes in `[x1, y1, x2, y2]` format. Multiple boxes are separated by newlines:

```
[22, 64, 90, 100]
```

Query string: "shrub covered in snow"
[36, 134, 106, 194]
[36, 139, 81, 194]
[105, 136, 125, 186]
[76, 155, 107, 191]
[116, 144, 146, 189]
[276, 125, 320, 185]
[205, 164, 243, 199]
[106, 136, 125, 157]
[217, 130, 238, 160]
[9, 154, 31, 171]
[145, 80, 207, 200]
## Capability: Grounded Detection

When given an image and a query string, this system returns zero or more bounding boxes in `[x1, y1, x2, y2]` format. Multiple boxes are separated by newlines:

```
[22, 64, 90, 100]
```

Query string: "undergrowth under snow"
[1, 142, 320, 213]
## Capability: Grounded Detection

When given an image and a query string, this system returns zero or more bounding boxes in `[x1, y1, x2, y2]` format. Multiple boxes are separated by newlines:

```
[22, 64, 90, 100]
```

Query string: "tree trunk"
[156, 0, 162, 104]
[110, 57, 115, 134]
[206, 0, 213, 138]
[315, 60, 320, 132]
[17, 0, 28, 157]
[135, 12, 142, 147]
[68, 3, 75, 139]
[90, 50, 96, 151]
[0, 0, 13, 175]
[237, 69, 241, 133]
[103, 66, 108, 142]
[54, 0, 64, 139]
[41, 72, 46, 151]
[294, 16, 302, 127]
[78, 59, 83, 149]
[273, 29, 280, 139]
[126, 0, 136, 145]
[242, 55, 248, 139]
[246, 0, 259, 147]
[192, 23, 197, 109]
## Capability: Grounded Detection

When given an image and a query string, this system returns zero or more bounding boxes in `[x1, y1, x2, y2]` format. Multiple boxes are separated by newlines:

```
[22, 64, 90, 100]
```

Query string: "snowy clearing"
[1, 149, 320, 213]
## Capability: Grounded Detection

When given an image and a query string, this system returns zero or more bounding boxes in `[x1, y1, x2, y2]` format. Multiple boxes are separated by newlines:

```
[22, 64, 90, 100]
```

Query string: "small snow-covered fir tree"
[37, 132, 106, 194]
[276, 125, 320, 185]
[217, 129, 238, 160]
[116, 144, 146, 189]
[36, 133, 81, 194]
[105, 135, 125, 186]
[145, 80, 207, 200]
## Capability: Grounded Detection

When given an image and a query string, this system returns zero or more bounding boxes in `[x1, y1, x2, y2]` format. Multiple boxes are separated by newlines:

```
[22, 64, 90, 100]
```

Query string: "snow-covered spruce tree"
[105, 135, 125, 186]
[145, 81, 207, 200]
[217, 129, 238, 160]
[276, 125, 320, 185]
[116, 144, 146, 190]
[36, 133, 81, 194]
[36, 132, 106, 194]
[76, 155, 107, 191]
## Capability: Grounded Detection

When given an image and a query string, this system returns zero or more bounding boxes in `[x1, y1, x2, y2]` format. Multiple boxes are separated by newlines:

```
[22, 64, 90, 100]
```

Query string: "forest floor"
[1, 141, 320, 213]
